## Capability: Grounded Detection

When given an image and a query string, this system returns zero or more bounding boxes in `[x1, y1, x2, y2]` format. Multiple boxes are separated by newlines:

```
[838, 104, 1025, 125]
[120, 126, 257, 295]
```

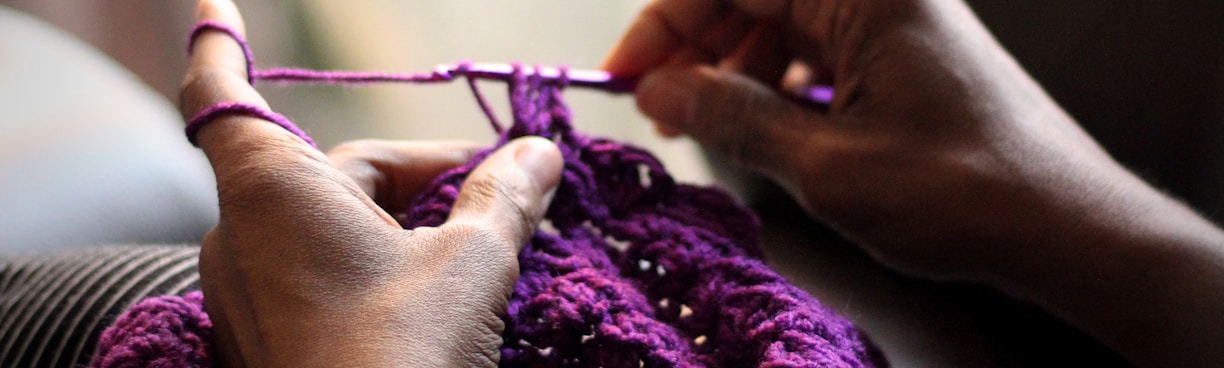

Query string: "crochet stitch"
[90, 21, 887, 367]
[91, 292, 212, 368]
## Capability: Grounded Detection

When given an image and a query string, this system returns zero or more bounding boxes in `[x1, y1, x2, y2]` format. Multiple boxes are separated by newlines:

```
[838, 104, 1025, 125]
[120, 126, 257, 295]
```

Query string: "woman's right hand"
[605, 1, 1224, 366]
[605, 0, 1133, 278]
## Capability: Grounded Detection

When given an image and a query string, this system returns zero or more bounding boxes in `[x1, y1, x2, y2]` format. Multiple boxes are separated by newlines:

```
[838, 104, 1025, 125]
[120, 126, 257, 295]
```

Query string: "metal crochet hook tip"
[435, 63, 639, 94]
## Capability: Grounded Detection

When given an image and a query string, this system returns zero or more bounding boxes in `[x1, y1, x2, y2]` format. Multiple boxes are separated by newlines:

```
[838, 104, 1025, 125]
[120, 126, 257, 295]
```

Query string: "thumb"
[636, 65, 812, 173]
[446, 137, 564, 250]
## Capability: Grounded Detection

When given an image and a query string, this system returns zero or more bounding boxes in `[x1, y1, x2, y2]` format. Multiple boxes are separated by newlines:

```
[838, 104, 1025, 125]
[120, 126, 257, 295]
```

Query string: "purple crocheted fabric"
[89, 21, 887, 367]
[405, 69, 886, 367]
[91, 292, 212, 368]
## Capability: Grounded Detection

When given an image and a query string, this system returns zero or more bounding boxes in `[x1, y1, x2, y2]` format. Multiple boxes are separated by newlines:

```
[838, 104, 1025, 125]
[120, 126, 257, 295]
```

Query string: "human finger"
[635, 64, 815, 175]
[327, 140, 482, 215]
[444, 137, 563, 252]
[181, 0, 395, 230]
[718, 21, 792, 88]
[602, 0, 748, 76]
[180, 0, 325, 179]
[604, 0, 846, 77]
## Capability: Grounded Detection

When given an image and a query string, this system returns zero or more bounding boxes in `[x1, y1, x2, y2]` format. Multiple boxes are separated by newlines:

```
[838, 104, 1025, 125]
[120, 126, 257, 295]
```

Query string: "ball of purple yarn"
[90, 291, 213, 368]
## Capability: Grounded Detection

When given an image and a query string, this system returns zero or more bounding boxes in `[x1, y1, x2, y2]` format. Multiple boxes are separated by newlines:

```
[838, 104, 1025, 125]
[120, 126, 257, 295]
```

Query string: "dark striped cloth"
[0, 245, 201, 368]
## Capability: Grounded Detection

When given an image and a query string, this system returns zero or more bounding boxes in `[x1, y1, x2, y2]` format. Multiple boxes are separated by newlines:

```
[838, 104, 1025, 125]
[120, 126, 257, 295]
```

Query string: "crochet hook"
[437, 64, 835, 104]
[256, 62, 830, 103]
[434, 63, 834, 104]
[434, 63, 639, 94]
[256, 62, 640, 95]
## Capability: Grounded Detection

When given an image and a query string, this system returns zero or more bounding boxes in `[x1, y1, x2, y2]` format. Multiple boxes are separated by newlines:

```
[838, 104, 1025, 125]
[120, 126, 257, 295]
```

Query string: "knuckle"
[437, 222, 519, 264]
[466, 174, 537, 229]
[214, 160, 291, 211]
[214, 148, 331, 212]
[178, 66, 248, 113]
[445, 222, 506, 247]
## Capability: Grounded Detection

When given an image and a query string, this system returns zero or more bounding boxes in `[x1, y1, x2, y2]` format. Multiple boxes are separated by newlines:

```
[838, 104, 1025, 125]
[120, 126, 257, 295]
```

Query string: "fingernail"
[514, 137, 563, 192]
[637, 70, 695, 134]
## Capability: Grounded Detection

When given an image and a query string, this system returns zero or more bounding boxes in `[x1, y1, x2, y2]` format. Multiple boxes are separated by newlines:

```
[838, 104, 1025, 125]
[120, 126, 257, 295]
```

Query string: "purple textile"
[91, 292, 212, 368]
[89, 21, 887, 367]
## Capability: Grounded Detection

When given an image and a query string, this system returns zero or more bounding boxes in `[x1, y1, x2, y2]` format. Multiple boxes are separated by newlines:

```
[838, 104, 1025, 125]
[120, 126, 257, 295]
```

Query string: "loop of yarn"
[187, 20, 256, 85]
[91, 21, 887, 368]
[185, 101, 316, 148]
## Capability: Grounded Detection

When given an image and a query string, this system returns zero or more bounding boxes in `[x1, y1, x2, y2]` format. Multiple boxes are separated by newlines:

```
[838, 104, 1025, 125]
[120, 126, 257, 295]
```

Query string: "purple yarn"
[89, 22, 887, 367]
[90, 292, 212, 368]
[404, 69, 885, 367]
[188, 21, 255, 85]
[185, 101, 316, 148]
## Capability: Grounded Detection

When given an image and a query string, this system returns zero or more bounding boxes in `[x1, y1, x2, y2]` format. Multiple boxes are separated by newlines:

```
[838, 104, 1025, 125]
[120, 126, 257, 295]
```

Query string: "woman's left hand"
[181, 0, 563, 366]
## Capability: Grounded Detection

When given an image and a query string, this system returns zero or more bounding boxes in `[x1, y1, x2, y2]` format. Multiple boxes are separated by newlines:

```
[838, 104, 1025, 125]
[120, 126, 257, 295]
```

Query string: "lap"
[0, 245, 200, 368]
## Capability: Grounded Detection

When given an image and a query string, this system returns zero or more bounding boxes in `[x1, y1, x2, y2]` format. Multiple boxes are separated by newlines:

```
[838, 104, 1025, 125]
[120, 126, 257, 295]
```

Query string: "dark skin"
[605, 0, 1224, 366]
[186, 0, 1224, 366]
[184, 0, 563, 366]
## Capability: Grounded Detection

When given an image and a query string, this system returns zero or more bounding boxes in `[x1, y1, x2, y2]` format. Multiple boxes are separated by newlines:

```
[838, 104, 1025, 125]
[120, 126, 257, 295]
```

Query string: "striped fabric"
[0, 245, 200, 368]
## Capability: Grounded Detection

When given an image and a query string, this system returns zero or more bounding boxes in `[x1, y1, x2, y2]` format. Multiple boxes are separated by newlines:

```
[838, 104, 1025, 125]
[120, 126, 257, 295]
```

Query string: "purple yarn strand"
[253, 67, 452, 84]
[188, 21, 255, 85]
[90, 21, 888, 368]
[185, 102, 316, 148]
[464, 72, 505, 135]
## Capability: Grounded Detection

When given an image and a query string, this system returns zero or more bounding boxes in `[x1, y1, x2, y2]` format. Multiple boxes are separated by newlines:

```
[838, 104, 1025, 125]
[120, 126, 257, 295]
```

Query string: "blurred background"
[4, 0, 1222, 207]
[0, 1, 1220, 366]
[2, 1, 1219, 215]
[0, 0, 723, 252]
[0, 0, 712, 178]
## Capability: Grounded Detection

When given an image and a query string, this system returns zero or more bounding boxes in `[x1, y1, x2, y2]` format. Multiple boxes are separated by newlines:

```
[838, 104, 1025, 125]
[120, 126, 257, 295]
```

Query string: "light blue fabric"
[0, 6, 216, 254]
